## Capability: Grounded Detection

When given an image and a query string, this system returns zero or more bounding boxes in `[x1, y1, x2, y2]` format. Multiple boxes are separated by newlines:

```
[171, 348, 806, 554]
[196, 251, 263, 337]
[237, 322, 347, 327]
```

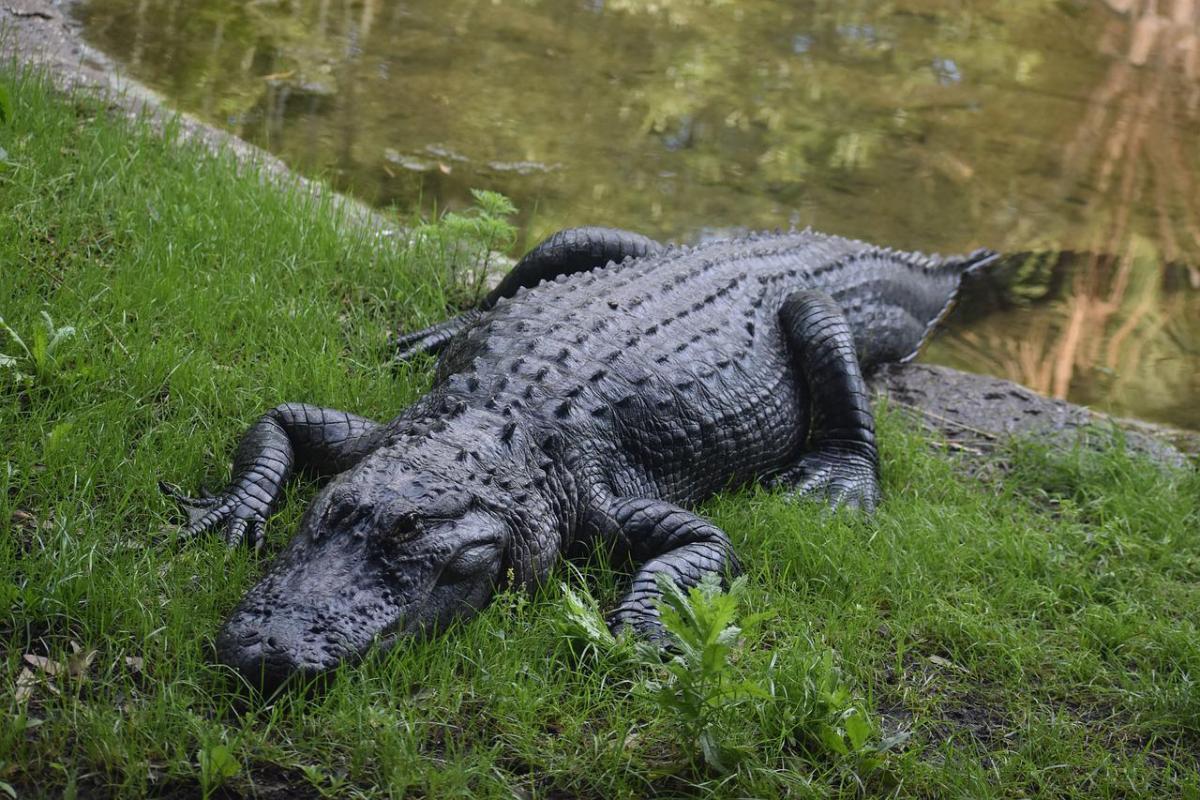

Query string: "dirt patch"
[875, 647, 1015, 752]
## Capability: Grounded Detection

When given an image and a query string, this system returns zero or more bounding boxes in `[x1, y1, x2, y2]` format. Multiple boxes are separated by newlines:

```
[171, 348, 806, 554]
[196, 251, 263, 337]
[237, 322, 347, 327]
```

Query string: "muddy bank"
[4, 0, 1196, 469]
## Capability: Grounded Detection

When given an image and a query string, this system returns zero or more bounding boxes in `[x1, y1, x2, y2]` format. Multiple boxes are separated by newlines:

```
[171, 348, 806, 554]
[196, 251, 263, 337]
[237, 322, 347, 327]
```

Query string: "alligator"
[164, 226, 995, 691]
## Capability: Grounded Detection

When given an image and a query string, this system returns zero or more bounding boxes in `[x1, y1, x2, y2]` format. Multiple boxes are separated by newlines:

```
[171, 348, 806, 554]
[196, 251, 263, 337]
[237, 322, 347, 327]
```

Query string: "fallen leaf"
[15, 668, 37, 703]
[125, 656, 145, 673]
[23, 654, 62, 676]
[438, 162, 452, 174]
[928, 654, 967, 672]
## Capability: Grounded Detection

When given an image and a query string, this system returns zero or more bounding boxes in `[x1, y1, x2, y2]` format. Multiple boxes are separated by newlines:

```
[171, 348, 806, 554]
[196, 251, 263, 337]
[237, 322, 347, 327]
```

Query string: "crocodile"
[164, 226, 995, 691]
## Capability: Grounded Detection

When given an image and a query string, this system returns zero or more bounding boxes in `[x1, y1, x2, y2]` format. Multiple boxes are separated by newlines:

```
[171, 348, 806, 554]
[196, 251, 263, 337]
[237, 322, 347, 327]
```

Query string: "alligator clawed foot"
[606, 610, 676, 655]
[392, 311, 483, 365]
[394, 337, 444, 364]
[772, 447, 880, 513]
[159, 480, 267, 550]
[392, 327, 441, 363]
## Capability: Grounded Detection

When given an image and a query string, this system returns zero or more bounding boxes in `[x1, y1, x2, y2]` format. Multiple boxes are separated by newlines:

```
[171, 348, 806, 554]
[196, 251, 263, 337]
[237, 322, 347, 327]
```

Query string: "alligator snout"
[216, 608, 357, 693]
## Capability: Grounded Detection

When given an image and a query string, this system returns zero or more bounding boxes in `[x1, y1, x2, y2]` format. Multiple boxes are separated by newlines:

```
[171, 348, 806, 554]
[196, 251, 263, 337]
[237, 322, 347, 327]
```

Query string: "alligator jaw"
[214, 576, 406, 693]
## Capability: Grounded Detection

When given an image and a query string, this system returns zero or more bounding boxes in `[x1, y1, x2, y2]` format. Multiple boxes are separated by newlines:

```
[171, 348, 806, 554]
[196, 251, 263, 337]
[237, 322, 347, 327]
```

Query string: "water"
[74, 0, 1200, 429]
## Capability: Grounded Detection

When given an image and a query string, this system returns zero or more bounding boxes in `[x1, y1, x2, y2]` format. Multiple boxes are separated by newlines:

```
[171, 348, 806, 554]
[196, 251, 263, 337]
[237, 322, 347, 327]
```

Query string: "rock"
[871, 363, 1197, 470]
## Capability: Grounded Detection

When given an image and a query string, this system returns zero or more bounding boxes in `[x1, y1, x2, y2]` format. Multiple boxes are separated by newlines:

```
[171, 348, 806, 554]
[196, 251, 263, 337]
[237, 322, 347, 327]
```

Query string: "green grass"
[2, 66, 1199, 798]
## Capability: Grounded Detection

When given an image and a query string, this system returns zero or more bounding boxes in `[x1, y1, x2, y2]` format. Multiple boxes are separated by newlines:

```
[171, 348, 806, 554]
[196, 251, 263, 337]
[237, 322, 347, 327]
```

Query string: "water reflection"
[75, 0, 1200, 428]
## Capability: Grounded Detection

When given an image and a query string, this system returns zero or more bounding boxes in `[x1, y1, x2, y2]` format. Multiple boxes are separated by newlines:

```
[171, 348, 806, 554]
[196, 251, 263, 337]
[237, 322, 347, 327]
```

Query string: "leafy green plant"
[0, 311, 77, 386]
[0, 83, 11, 125]
[197, 743, 241, 799]
[299, 764, 351, 798]
[760, 645, 906, 773]
[646, 573, 771, 772]
[414, 189, 517, 306]
[559, 573, 900, 777]
[560, 580, 619, 649]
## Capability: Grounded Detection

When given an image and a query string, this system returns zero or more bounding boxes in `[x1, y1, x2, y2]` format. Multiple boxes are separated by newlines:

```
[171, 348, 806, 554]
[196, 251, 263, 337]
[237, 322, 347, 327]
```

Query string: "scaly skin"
[166, 226, 994, 691]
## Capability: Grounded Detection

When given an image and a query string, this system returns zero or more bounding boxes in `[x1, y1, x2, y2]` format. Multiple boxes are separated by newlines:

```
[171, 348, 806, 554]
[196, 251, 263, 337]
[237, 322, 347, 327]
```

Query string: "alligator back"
[436, 230, 992, 505]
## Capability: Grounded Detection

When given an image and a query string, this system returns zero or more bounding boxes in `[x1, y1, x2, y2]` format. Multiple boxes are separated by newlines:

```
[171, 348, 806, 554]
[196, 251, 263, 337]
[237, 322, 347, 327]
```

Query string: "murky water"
[75, 0, 1200, 429]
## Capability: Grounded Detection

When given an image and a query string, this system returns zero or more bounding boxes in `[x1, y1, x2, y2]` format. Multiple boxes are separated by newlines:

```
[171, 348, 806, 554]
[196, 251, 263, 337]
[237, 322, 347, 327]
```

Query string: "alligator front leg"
[395, 226, 662, 362]
[589, 496, 741, 643]
[393, 310, 483, 362]
[161, 404, 382, 550]
[774, 291, 881, 511]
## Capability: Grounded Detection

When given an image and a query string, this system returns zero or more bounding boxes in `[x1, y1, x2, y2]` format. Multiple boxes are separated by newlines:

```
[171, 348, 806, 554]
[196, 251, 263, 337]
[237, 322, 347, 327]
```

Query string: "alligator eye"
[437, 541, 501, 586]
[394, 511, 423, 538]
[319, 486, 365, 533]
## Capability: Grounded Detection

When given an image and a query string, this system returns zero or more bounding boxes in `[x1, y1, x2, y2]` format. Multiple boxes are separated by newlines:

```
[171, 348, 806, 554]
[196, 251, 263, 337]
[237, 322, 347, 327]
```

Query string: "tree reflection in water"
[933, 0, 1200, 429]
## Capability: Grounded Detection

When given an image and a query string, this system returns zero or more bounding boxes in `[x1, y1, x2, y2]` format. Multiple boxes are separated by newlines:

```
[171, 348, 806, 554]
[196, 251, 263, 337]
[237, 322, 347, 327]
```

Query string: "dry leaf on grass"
[22, 654, 63, 676]
[928, 654, 968, 673]
[14, 668, 38, 703]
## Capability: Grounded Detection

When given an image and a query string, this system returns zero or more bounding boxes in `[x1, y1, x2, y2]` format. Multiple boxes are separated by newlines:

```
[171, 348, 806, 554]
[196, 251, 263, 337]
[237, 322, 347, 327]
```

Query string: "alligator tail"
[902, 247, 999, 362]
[824, 246, 998, 369]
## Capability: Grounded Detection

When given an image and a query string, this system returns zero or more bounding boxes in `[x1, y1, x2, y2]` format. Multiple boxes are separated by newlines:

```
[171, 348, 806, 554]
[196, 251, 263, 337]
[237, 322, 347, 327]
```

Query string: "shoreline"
[3, 0, 1196, 465]
[2, 34, 1199, 800]
[2, 0, 396, 233]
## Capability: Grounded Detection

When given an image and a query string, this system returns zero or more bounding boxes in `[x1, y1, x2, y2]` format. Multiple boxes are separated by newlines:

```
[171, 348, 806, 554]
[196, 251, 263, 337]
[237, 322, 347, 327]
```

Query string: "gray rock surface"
[871, 363, 1197, 469]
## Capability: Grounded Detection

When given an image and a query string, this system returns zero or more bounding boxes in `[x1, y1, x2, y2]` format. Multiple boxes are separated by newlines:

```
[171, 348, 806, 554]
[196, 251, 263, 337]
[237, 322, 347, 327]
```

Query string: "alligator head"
[216, 461, 511, 692]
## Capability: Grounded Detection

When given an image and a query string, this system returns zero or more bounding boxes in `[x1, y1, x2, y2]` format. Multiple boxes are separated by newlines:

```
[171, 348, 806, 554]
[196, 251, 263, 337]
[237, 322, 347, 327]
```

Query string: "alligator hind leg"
[773, 291, 881, 512]
[395, 226, 663, 362]
[161, 404, 382, 550]
[588, 495, 741, 642]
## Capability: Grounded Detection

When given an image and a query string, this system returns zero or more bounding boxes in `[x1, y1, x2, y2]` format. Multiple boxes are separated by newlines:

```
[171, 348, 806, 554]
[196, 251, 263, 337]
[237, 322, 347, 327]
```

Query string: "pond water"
[74, 0, 1200, 429]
